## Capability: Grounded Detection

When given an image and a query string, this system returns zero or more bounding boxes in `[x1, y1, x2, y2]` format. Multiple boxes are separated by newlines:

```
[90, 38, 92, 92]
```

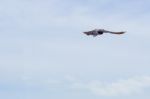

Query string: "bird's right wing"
[102, 29, 126, 34]
[110, 32, 125, 34]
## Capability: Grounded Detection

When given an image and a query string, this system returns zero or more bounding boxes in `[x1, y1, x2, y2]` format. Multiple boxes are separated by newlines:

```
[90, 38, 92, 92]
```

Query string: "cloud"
[71, 76, 150, 96]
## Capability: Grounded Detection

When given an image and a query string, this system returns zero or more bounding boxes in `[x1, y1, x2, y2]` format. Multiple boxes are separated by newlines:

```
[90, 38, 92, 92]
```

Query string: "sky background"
[0, 0, 150, 99]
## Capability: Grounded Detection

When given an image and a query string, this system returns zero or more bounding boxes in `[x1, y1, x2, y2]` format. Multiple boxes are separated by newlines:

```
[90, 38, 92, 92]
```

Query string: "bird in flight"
[83, 29, 125, 37]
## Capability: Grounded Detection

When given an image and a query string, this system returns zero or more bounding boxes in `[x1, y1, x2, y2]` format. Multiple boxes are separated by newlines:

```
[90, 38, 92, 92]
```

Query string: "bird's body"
[83, 29, 125, 37]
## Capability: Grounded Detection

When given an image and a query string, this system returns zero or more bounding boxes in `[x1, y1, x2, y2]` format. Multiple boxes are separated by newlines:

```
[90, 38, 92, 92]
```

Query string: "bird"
[83, 29, 125, 37]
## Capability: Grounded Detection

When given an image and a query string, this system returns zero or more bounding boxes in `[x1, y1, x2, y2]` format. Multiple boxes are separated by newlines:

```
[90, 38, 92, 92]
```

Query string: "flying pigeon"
[83, 29, 125, 37]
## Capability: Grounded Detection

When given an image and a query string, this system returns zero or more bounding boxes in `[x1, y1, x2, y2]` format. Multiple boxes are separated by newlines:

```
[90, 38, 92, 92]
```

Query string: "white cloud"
[71, 76, 150, 96]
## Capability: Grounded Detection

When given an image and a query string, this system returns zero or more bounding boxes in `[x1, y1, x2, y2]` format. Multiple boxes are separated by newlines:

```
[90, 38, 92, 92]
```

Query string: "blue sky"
[0, 0, 150, 99]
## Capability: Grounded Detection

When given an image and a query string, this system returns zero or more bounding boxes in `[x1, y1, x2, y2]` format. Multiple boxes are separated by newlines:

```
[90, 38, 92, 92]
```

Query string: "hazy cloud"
[71, 76, 150, 96]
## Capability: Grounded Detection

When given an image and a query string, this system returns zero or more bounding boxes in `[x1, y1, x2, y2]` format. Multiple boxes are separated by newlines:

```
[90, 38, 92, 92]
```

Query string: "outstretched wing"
[109, 31, 125, 34]
[102, 29, 125, 34]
